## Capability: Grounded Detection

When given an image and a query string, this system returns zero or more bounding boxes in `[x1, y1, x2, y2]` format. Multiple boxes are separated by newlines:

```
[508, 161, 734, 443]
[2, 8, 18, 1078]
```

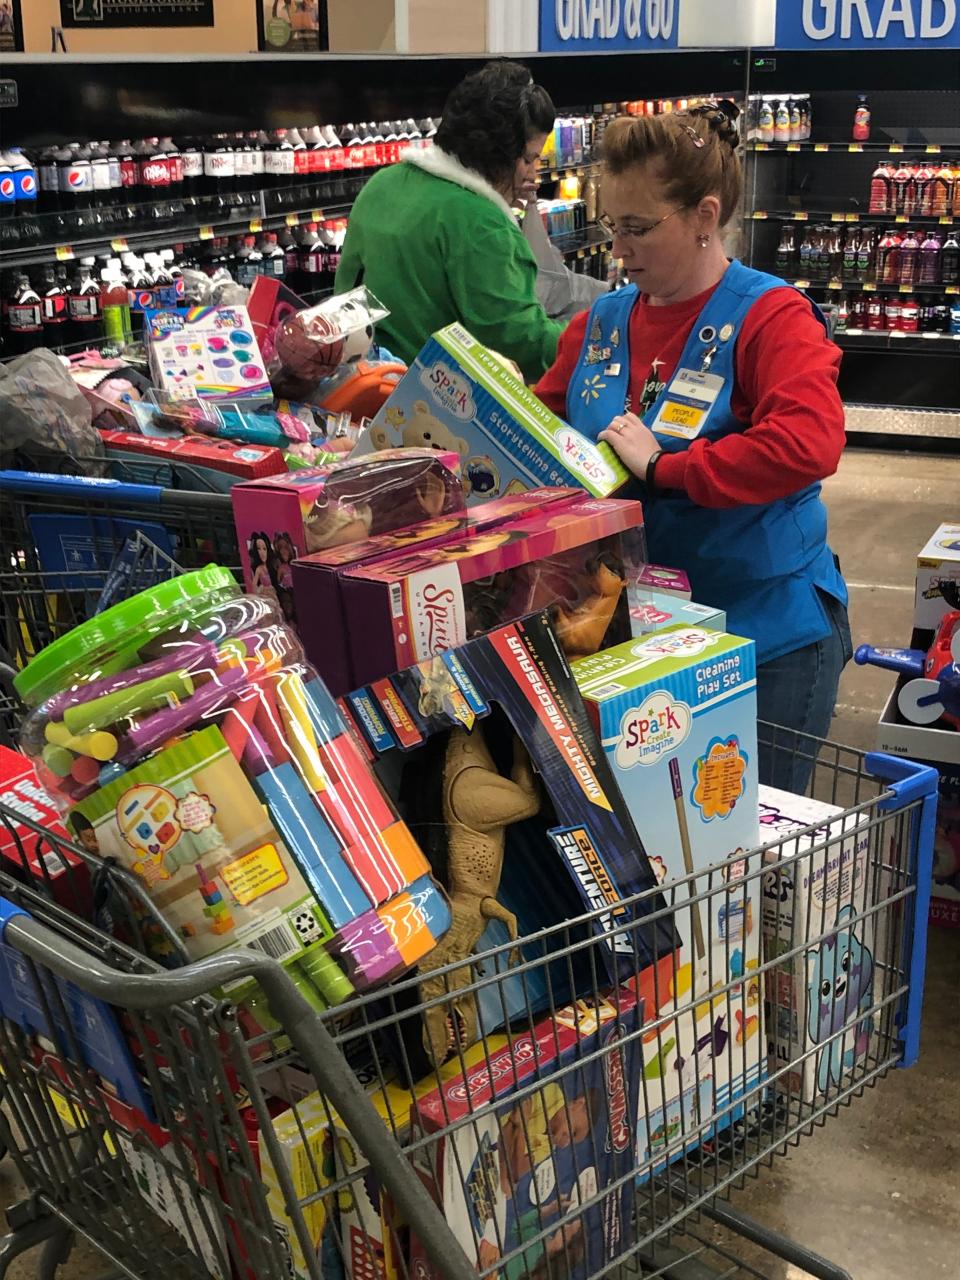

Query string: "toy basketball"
[274, 310, 346, 381]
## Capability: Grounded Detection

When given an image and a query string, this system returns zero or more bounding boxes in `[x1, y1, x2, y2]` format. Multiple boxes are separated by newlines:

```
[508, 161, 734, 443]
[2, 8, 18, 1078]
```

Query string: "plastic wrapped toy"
[14, 569, 450, 1010]
[855, 610, 960, 728]
[270, 287, 388, 398]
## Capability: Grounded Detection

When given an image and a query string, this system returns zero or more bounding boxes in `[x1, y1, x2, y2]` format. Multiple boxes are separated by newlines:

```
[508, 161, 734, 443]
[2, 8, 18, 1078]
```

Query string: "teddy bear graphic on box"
[371, 401, 511, 499]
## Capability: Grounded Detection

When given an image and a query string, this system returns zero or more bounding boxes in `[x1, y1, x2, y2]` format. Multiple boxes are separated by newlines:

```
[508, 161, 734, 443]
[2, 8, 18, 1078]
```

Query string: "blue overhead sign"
[539, 0, 680, 53]
[775, 0, 960, 49]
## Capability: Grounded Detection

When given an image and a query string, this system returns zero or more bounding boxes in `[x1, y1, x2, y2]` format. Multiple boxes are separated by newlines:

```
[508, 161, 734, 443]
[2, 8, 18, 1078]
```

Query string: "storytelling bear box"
[354, 323, 631, 502]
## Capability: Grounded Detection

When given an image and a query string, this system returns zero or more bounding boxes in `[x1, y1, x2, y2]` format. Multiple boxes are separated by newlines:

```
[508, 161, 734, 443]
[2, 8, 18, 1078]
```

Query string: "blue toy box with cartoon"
[573, 625, 763, 1176]
[758, 785, 874, 1101]
[355, 322, 631, 503]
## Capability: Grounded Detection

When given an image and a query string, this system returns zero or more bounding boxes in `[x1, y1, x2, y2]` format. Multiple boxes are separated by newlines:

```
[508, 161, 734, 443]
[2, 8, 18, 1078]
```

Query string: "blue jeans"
[756, 591, 853, 794]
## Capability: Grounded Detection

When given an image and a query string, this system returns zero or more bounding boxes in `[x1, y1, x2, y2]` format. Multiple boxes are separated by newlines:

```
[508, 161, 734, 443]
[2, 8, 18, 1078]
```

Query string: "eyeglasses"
[598, 206, 686, 242]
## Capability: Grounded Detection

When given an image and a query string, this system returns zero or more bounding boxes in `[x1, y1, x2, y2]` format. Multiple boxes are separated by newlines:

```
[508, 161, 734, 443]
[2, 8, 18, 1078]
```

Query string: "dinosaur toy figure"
[552, 562, 626, 658]
[417, 725, 540, 1065]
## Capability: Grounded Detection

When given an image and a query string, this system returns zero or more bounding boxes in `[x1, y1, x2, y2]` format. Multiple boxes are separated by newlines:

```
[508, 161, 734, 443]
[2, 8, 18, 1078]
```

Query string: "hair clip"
[681, 124, 706, 148]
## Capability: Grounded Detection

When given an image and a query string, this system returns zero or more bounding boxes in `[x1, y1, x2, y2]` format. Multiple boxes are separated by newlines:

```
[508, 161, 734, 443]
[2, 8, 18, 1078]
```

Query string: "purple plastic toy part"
[117, 666, 247, 762]
[45, 642, 220, 720]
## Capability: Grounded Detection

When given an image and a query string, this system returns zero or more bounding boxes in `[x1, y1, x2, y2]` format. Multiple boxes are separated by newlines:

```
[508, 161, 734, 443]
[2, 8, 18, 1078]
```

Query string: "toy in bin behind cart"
[0, 899, 153, 1116]
[26, 507, 176, 587]
[409, 994, 642, 1280]
[349, 612, 678, 980]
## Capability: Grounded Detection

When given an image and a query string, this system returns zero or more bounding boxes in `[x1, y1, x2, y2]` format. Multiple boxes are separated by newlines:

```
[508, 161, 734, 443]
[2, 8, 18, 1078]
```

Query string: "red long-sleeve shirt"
[535, 283, 846, 509]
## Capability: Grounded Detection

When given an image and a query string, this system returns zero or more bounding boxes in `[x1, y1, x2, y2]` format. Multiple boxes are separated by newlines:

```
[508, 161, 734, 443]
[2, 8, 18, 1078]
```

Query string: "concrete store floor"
[0, 448, 957, 1279]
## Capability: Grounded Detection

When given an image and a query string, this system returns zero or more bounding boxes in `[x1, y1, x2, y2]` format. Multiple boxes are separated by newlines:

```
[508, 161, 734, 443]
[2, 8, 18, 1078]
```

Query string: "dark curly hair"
[435, 60, 555, 192]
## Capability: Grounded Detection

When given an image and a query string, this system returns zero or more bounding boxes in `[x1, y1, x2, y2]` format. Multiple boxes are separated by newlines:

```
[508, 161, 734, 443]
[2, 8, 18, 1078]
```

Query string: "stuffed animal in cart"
[807, 905, 875, 1094]
[854, 610, 960, 729]
[416, 725, 540, 1066]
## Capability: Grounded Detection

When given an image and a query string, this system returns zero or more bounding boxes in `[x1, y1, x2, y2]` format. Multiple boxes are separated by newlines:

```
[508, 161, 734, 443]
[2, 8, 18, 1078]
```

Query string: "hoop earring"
[697, 233, 710, 249]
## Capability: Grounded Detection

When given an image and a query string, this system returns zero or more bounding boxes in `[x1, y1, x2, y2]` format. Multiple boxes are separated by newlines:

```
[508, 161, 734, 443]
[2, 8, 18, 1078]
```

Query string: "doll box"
[292, 487, 581, 696]
[409, 995, 641, 1280]
[915, 522, 960, 632]
[758, 786, 873, 1102]
[357, 322, 631, 503]
[629, 591, 725, 636]
[231, 449, 465, 624]
[145, 304, 272, 402]
[573, 626, 762, 1174]
[343, 496, 644, 687]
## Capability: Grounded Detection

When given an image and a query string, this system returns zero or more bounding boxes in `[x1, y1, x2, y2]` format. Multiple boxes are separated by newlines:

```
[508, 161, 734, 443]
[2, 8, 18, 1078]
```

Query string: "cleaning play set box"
[573, 625, 763, 1173]
[231, 449, 465, 625]
[356, 322, 631, 502]
[915, 522, 960, 632]
[342, 496, 645, 688]
[292, 487, 581, 696]
[759, 785, 874, 1101]
[145, 304, 272, 401]
[409, 995, 642, 1280]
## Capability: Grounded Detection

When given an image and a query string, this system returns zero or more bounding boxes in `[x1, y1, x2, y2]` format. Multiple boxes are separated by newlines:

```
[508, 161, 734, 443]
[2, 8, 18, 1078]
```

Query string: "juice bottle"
[951, 161, 960, 216]
[776, 223, 797, 275]
[842, 226, 859, 279]
[885, 296, 901, 330]
[100, 258, 133, 345]
[758, 98, 775, 143]
[857, 226, 877, 281]
[900, 296, 919, 332]
[866, 294, 885, 330]
[826, 226, 843, 281]
[891, 161, 915, 214]
[926, 160, 954, 216]
[789, 98, 802, 142]
[852, 94, 871, 142]
[941, 230, 959, 285]
[835, 293, 849, 332]
[918, 231, 942, 286]
[913, 162, 934, 215]
[798, 225, 815, 278]
[868, 160, 893, 214]
[897, 228, 920, 286]
[876, 228, 902, 284]
[850, 292, 867, 329]
[774, 99, 791, 144]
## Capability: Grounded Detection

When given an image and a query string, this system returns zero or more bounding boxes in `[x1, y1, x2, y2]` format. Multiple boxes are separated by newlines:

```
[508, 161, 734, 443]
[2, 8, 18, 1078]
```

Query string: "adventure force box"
[573, 626, 762, 1173]
[292, 487, 581, 696]
[758, 786, 874, 1102]
[356, 323, 631, 502]
[409, 994, 642, 1280]
[343, 496, 644, 689]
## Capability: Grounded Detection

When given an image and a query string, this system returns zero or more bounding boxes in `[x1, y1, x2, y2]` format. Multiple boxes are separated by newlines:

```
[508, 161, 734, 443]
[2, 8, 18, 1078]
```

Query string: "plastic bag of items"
[0, 349, 105, 475]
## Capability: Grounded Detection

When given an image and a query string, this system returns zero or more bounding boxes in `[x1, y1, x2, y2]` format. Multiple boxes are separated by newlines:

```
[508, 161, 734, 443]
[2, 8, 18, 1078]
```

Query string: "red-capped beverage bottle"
[869, 160, 893, 214]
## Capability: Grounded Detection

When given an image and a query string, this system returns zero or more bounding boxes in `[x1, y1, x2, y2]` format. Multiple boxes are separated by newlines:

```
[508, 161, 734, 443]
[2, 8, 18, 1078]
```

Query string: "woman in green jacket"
[334, 61, 564, 381]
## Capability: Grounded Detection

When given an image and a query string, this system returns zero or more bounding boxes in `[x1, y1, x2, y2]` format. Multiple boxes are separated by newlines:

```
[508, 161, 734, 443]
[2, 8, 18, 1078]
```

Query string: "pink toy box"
[231, 449, 465, 627]
[342, 496, 646, 688]
[292, 487, 581, 696]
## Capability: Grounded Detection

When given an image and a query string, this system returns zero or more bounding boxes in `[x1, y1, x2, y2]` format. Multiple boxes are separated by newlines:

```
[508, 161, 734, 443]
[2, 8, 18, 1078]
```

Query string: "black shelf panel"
[0, 180, 367, 272]
[749, 211, 958, 226]
[780, 276, 960, 296]
[746, 141, 960, 154]
[837, 331, 960, 352]
[551, 226, 613, 258]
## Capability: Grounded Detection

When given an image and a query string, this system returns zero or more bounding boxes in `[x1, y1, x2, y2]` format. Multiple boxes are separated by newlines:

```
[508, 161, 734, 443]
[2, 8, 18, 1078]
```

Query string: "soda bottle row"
[868, 158, 960, 217]
[776, 222, 959, 287]
[0, 121, 436, 246]
[833, 291, 960, 335]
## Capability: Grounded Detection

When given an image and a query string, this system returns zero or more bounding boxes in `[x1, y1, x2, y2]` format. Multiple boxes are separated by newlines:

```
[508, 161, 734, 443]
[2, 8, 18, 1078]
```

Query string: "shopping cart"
[0, 721, 937, 1280]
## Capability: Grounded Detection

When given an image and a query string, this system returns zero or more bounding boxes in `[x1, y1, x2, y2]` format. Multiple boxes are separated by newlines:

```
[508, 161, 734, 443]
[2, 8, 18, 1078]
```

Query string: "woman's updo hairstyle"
[601, 100, 742, 226]
[435, 60, 555, 192]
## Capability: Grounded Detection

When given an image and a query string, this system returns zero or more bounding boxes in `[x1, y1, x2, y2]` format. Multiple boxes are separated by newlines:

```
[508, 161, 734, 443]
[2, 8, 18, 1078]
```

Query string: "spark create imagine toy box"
[573, 626, 762, 1174]
[356, 323, 631, 502]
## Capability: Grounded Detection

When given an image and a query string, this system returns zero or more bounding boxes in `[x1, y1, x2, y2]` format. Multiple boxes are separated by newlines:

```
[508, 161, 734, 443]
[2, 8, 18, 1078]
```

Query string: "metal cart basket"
[0, 727, 937, 1280]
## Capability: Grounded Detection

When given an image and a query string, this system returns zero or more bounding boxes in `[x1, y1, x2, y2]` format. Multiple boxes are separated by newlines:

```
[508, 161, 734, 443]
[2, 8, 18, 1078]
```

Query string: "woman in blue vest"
[535, 104, 852, 791]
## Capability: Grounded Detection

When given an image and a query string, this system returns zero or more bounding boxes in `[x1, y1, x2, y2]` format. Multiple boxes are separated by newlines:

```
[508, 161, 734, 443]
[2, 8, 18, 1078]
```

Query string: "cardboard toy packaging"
[915, 522, 960, 631]
[0, 744, 90, 913]
[356, 323, 631, 502]
[343, 496, 645, 688]
[145, 305, 272, 401]
[636, 564, 691, 599]
[758, 785, 874, 1101]
[100, 428, 287, 492]
[231, 449, 465, 627]
[409, 994, 642, 1280]
[573, 625, 762, 1173]
[629, 591, 725, 637]
[292, 487, 581, 696]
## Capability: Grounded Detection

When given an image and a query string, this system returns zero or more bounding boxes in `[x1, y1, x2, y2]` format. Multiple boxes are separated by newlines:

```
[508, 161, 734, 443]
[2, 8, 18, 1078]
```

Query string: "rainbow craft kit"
[145, 304, 272, 401]
[759, 785, 874, 1102]
[573, 625, 762, 1174]
[355, 323, 631, 502]
[13, 568, 450, 1017]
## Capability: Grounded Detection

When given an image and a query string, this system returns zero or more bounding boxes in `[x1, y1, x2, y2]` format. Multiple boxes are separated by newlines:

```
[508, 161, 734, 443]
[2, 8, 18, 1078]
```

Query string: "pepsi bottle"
[6, 148, 41, 242]
[0, 155, 17, 248]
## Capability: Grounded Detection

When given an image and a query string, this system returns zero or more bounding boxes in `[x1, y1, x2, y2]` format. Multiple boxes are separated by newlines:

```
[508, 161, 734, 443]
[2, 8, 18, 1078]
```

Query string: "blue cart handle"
[867, 751, 939, 1071]
[0, 470, 165, 506]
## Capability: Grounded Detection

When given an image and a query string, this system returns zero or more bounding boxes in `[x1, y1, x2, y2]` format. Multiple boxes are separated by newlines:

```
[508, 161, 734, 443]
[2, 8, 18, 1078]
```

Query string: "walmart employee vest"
[566, 259, 846, 665]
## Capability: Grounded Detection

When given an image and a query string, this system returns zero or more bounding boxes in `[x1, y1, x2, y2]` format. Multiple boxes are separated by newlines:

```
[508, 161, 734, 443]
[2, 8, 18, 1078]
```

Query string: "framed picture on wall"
[257, 0, 328, 52]
[59, 1, 215, 25]
[0, 0, 24, 52]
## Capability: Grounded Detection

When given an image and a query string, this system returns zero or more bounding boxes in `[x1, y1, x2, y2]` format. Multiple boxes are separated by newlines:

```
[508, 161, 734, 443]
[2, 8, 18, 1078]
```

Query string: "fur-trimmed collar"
[402, 145, 514, 221]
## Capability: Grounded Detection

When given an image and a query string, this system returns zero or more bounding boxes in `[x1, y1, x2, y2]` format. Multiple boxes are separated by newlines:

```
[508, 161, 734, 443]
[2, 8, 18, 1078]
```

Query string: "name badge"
[652, 369, 724, 441]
